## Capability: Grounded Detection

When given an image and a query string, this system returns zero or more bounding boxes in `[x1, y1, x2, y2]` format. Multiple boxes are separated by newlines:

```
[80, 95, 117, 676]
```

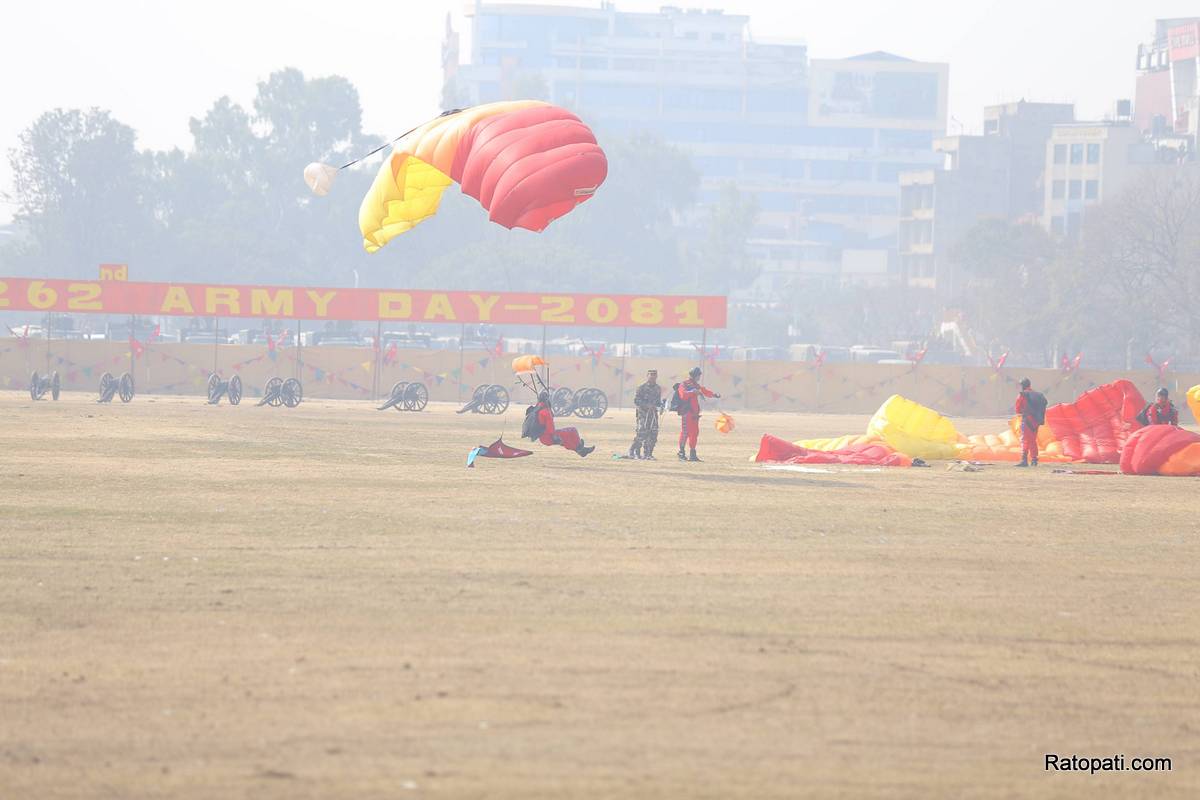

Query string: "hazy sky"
[1, 0, 1194, 223]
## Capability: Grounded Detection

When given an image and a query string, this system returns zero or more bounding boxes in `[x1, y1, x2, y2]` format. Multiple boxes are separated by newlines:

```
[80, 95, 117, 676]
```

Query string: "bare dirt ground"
[0, 391, 1197, 799]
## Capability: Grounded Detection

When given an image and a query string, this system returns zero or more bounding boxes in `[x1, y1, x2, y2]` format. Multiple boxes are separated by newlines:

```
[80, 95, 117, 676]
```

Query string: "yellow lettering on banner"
[306, 290, 337, 318]
[0, 281, 9, 308]
[540, 296, 575, 323]
[67, 283, 103, 311]
[161, 286, 195, 314]
[468, 293, 499, 321]
[424, 293, 456, 321]
[585, 297, 618, 324]
[630, 297, 664, 325]
[205, 287, 241, 315]
[250, 288, 294, 317]
[674, 299, 703, 326]
[378, 292, 412, 319]
[27, 280, 58, 309]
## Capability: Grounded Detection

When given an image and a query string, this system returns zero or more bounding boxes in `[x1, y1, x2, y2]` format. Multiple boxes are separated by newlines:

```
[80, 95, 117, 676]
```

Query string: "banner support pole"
[618, 326, 628, 410]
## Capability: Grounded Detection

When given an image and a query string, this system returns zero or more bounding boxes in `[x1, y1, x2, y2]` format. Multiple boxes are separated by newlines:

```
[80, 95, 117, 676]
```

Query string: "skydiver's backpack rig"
[521, 405, 546, 442]
[1025, 391, 1048, 425]
[668, 383, 686, 414]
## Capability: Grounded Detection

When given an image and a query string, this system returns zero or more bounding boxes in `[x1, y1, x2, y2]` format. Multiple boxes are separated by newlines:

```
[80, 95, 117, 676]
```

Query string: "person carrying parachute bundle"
[1014, 378, 1048, 467]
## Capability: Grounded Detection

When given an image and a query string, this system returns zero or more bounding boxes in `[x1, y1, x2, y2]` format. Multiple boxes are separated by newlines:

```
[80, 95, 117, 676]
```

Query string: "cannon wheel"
[390, 381, 409, 410]
[551, 386, 574, 417]
[207, 373, 222, 404]
[570, 387, 591, 417]
[227, 374, 243, 406]
[51, 371, 61, 401]
[98, 372, 116, 402]
[403, 381, 428, 411]
[575, 387, 609, 419]
[263, 376, 284, 407]
[281, 378, 303, 408]
[30, 371, 41, 401]
[118, 372, 134, 403]
[483, 384, 509, 415]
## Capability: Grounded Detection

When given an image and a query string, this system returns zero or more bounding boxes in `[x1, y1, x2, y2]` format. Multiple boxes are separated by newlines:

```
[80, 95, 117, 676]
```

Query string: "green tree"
[7, 108, 158, 276]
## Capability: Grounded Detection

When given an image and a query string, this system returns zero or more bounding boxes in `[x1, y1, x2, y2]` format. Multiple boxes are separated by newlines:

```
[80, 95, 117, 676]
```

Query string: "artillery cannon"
[98, 372, 135, 403]
[29, 370, 61, 401]
[378, 380, 430, 412]
[455, 383, 509, 415]
[206, 373, 243, 405]
[256, 377, 303, 408]
[548, 385, 608, 419]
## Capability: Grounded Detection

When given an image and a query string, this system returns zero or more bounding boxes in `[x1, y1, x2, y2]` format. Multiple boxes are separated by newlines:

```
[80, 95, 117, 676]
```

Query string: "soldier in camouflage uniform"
[629, 369, 664, 459]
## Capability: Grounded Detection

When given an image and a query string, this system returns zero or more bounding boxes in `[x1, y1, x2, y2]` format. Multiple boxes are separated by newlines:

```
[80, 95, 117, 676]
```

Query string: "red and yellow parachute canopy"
[310, 101, 607, 253]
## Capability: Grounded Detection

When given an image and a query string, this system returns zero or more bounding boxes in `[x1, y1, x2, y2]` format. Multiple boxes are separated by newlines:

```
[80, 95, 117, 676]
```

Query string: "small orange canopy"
[512, 355, 547, 374]
[715, 412, 735, 434]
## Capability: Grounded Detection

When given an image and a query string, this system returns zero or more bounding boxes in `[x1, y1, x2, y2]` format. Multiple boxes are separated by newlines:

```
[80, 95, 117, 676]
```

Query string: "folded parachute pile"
[1120, 425, 1200, 477]
[755, 434, 912, 467]
[760, 380, 1151, 467]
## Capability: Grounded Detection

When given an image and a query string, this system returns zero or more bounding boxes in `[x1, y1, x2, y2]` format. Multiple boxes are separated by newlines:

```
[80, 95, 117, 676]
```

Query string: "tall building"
[1135, 17, 1200, 155]
[983, 101, 1075, 219]
[1041, 122, 1153, 237]
[898, 135, 1010, 295]
[897, 102, 1071, 296]
[444, 2, 947, 293]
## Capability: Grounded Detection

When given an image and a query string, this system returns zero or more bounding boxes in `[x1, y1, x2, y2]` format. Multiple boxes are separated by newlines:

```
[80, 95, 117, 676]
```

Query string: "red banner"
[0, 277, 726, 329]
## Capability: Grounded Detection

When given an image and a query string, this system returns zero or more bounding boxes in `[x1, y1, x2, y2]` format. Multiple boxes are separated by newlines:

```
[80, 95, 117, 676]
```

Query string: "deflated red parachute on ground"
[754, 434, 913, 467]
[1043, 379, 1146, 463]
[1119, 425, 1200, 476]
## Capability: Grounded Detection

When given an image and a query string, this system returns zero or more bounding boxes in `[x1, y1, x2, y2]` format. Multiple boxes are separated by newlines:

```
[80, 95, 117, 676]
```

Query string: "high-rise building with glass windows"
[444, 1, 948, 293]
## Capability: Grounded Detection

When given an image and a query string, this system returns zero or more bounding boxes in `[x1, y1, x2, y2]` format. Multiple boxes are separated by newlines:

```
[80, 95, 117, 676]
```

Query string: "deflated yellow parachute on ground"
[793, 395, 959, 460]
[866, 394, 962, 460]
[1189, 384, 1200, 424]
[355, 101, 607, 253]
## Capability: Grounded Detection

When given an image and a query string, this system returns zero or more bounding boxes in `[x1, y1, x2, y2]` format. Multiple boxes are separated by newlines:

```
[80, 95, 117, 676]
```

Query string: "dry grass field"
[1, 391, 1197, 799]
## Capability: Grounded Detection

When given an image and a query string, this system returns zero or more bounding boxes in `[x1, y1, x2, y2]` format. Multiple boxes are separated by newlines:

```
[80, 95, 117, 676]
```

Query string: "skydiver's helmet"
[689, 367, 702, 379]
[1157, 387, 1169, 399]
[538, 390, 550, 405]
[1020, 378, 1031, 389]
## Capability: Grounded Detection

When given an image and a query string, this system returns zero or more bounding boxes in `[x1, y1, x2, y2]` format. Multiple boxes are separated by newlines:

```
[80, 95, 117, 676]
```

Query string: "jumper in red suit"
[1147, 400, 1179, 426]
[537, 404, 581, 451]
[677, 378, 716, 450]
[1014, 390, 1039, 462]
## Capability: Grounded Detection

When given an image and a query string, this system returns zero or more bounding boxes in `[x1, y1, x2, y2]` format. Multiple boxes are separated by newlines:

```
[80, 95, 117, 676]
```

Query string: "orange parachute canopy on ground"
[959, 379, 1146, 464]
[1120, 425, 1200, 476]
[511, 355, 547, 374]
[1043, 379, 1146, 462]
[754, 434, 913, 467]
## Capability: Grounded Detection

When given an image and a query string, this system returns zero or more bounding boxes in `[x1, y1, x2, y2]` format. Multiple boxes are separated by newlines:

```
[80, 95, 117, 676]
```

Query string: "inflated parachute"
[1189, 384, 1200, 424]
[1120, 425, 1200, 477]
[321, 101, 607, 253]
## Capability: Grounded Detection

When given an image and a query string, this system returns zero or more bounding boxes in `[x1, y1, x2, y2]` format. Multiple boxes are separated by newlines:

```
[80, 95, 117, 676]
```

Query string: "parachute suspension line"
[335, 108, 467, 171]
